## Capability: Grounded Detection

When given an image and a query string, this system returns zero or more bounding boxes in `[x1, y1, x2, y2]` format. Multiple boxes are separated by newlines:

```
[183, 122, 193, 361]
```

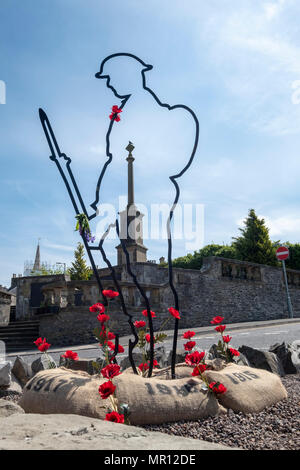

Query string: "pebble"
[141, 374, 300, 451]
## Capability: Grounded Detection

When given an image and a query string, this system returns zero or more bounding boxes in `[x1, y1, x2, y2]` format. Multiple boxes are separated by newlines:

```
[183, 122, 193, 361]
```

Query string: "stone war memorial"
[1, 50, 300, 453]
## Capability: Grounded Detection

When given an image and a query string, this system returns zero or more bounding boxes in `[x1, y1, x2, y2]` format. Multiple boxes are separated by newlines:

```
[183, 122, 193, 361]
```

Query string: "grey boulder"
[12, 356, 33, 386]
[167, 349, 186, 366]
[120, 352, 144, 371]
[0, 362, 11, 387]
[238, 345, 285, 376]
[31, 355, 57, 375]
[289, 340, 300, 373]
[269, 342, 297, 375]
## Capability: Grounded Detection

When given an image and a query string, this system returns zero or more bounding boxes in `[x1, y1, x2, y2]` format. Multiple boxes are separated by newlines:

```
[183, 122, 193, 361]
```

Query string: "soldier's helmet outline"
[95, 53, 153, 99]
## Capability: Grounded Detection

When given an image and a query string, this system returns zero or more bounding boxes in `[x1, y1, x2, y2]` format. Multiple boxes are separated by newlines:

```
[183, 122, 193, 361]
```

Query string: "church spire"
[33, 240, 41, 272]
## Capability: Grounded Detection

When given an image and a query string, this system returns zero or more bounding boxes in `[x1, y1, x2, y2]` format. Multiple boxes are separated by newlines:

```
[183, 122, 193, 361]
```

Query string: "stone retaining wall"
[35, 257, 300, 346]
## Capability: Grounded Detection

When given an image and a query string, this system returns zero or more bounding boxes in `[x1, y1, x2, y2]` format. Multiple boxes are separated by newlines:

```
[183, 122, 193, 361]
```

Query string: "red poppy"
[118, 344, 125, 353]
[215, 325, 226, 333]
[168, 307, 181, 320]
[98, 380, 116, 399]
[152, 359, 160, 368]
[209, 382, 227, 394]
[34, 337, 44, 346]
[89, 303, 105, 313]
[107, 341, 124, 353]
[142, 309, 156, 318]
[222, 335, 232, 343]
[138, 363, 149, 372]
[109, 105, 122, 122]
[229, 347, 240, 357]
[185, 351, 205, 366]
[184, 341, 196, 351]
[191, 364, 207, 376]
[102, 289, 119, 298]
[145, 333, 151, 343]
[210, 316, 224, 324]
[134, 320, 146, 328]
[107, 331, 116, 340]
[38, 341, 51, 352]
[112, 105, 122, 114]
[97, 313, 110, 323]
[105, 411, 124, 423]
[61, 350, 79, 361]
[99, 327, 107, 340]
[182, 330, 195, 339]
[101, 364, 121, 379]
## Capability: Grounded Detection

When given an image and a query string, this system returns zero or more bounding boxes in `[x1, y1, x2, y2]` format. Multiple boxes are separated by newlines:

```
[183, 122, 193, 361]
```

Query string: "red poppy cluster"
[61, 350, 79, 361]
[182, 322, 227, 395]
[142, 309, 156, 318]
[90, 290, 124, 356]
[101, 363, 121, 380]
[105, 411, 124, 423]
[98, 363, 125, 423]
[90, 290, 127, 424]
[89, 302, 105, 313]
[138, 359, 159, 373]
[97, 313, 110, 324]
[184, 343, 207, 378]
[209, 381, 227, 394]
[168, 307, 180, 320]
[133, 306, 182, 376]
[210, 316, 240, 360]
[109, 105, 122, 122]
[103, 289, 120, 298]
[99, 380, 116, 399]
[134, 320, 146, 328]
[34, 337, 51, 352]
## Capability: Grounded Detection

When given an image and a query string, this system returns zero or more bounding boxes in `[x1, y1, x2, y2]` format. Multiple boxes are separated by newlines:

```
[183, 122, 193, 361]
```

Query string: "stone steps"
[0, 320, 40, 352]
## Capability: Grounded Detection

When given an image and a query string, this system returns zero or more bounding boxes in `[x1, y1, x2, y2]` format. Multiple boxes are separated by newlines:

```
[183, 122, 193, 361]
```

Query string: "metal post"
[282, 259, 294, 318]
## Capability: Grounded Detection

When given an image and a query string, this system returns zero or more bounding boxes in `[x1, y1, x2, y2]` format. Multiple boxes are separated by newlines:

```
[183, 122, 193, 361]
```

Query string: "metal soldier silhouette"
[39, 53, 199, 378]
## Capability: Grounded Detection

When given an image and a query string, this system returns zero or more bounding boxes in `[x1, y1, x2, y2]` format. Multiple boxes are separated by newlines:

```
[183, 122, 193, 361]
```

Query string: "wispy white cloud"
[42, 240, 74, 252]
[236, 212, 300, 240]
[263, 214, 300, 238]
[187, 0, 300, 135]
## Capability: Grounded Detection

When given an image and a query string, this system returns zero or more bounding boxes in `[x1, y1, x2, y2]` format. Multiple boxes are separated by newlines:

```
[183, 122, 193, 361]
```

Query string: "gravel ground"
[142, 374, 300, 451]
[1, 374, 299, 450]
[0, 390, 21, 403]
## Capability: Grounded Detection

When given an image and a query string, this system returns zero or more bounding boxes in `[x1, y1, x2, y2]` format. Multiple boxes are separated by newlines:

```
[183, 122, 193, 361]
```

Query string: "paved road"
[4, 318, 300, 365]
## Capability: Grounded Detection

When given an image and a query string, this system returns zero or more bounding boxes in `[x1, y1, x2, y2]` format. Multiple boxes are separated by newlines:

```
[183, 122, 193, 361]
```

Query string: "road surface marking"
[264, 330, 288, 335]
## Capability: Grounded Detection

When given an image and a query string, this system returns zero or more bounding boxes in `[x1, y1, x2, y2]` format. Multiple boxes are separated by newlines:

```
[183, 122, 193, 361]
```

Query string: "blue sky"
[1, 0, 300, 287]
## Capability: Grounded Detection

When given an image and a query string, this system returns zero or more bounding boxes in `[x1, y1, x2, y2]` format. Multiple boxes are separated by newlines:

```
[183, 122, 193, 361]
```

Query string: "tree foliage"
[171, 208, 285, 270]
[172, 244, 237, 270]
[284, 243, 300, 270]
[232, 209, 278, 266]
[68, 242, 93, 280]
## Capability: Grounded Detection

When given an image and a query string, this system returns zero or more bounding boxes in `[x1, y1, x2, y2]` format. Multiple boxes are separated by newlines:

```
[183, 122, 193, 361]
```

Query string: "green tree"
[31, 264, 66, 276]
[68, 242, 93, 280]
[284, 242, 300, 270]
[172, 243, 237, 270]
[232, 209, 277, 266]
